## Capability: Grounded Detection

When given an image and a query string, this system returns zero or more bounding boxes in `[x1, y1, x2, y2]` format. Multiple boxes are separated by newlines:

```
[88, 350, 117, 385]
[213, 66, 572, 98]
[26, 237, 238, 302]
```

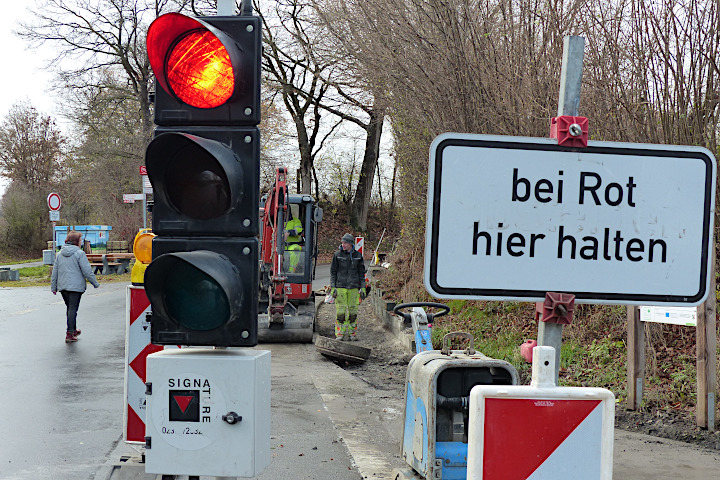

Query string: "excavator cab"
[280, 197, 321, 281]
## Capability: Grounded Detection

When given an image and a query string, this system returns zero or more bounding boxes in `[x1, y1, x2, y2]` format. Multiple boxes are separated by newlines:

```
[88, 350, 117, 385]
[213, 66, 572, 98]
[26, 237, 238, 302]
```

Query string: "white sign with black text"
[425, 134, 716, 305]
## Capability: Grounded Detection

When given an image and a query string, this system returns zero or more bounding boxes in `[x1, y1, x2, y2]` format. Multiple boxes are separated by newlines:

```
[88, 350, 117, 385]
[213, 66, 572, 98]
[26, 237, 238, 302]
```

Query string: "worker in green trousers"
[330, 233, 366, 340]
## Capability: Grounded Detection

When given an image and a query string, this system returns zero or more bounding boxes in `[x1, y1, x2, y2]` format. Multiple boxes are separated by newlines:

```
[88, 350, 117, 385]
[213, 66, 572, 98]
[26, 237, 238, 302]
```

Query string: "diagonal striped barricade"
[124, 285, 179, 443]
[467, 346, 614, 480]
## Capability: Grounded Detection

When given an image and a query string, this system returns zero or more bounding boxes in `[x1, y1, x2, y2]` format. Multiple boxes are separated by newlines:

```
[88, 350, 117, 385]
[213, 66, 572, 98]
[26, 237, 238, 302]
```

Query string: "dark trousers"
[60, 291, 83, 333]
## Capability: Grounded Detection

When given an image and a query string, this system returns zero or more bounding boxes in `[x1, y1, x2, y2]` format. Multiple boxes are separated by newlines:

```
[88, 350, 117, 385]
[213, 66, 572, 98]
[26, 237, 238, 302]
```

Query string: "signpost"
[139, 166, 149, 228]
[425, 35, 717, 431]
[424, 134, 716, 306]
[47, 192, 61, 264]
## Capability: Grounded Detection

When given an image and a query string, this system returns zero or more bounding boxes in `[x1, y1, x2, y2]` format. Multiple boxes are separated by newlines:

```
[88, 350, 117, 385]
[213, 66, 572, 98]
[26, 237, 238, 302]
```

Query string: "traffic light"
[145, 237, 258, 346]
[143, 10, 261, 347]
[146, 12, 261, 125]
[145, 128, 258, 236]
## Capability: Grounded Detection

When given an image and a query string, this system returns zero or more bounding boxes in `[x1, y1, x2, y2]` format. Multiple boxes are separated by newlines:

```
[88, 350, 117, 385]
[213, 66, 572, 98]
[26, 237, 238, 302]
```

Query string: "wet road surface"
[0, 283, 128, 479]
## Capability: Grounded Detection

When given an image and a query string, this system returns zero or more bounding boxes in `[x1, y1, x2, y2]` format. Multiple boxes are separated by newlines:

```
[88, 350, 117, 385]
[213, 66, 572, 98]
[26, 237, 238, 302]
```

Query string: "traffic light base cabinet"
[145, 348, 271, 477]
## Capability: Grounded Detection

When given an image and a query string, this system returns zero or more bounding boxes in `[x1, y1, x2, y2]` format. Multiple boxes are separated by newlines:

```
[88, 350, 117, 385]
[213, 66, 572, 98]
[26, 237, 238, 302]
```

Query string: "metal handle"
[441, 331, 475, 356]
[222, 412, 242, 425]
[393, 302, 450, 322]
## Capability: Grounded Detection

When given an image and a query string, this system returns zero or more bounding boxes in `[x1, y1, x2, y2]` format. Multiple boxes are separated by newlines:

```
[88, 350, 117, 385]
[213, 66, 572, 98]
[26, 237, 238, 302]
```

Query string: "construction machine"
[258, 167, 323, 342]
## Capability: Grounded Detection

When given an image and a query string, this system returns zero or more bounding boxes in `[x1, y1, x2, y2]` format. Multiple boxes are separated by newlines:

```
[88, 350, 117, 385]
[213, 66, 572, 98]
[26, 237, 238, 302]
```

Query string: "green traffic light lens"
[163, 260, 230, 331]
[166, 146, 231, 220]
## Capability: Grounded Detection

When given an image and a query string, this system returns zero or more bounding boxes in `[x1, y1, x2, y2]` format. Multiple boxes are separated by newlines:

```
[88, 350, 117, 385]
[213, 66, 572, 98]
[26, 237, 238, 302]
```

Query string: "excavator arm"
[260, 167, 290, 325]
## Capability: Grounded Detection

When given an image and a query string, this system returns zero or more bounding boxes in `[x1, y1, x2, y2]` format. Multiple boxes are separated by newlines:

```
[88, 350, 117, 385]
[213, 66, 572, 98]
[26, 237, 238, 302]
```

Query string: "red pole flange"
[540, 292, 575, 324]
[550, 116, 588, 147]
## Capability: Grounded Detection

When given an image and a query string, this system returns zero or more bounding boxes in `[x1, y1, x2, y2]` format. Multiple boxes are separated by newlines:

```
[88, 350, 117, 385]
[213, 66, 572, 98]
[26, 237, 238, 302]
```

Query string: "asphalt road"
[0, 283, 128, 479]
[0, 279, 369, 480]
[2, 272, 720, 480]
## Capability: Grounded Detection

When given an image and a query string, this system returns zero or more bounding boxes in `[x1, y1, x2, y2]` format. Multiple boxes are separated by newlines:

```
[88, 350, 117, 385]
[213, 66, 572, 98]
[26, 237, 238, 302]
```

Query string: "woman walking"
[51, 231, 100, 342]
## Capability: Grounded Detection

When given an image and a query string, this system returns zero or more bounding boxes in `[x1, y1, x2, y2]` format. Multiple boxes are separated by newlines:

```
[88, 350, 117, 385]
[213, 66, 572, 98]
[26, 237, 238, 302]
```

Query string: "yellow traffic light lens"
[166, 30, 234, 109]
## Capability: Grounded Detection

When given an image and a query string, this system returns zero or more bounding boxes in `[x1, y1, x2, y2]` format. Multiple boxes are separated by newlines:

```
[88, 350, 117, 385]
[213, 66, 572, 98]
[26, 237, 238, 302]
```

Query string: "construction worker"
[284, 205, 303, 244]
[330, 233, 366, 340]
[284, 205, 303, 273]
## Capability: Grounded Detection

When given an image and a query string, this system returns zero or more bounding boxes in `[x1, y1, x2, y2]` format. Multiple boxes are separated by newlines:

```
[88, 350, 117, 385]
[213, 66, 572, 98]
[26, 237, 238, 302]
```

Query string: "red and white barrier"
[467, 346, 614, 479]
[124, 286, 178, 443]
[355, 236, 364, 256]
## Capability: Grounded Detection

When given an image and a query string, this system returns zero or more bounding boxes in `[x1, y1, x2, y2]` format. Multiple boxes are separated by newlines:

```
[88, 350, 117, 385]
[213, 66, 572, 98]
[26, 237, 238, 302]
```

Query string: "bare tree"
[0, 182, 51, 254]
[257, 0, 344, 196]
[0, 102, 66, 254]
[258, 97, 295, 192]
[304, 87, 385, 230]
[15, 1, 199, 242]
[17, 0, 188, 134]
[312, 0, 574, 247]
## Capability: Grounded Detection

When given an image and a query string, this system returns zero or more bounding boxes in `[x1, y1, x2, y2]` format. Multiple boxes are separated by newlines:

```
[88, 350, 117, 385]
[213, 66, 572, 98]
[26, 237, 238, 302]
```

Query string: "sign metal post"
[47, 193, 62, 265]
[140, 166, 148, 229]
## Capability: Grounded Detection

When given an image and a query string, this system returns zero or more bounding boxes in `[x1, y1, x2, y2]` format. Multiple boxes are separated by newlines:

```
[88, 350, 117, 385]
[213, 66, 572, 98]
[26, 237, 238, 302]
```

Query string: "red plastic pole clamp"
[539, 292, 575, 325]
[550, 116, 588, 147]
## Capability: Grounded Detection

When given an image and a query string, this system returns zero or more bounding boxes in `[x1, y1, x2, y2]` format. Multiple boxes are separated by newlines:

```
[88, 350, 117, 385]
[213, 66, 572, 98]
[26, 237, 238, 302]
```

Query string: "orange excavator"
[257, 167, 323, 342]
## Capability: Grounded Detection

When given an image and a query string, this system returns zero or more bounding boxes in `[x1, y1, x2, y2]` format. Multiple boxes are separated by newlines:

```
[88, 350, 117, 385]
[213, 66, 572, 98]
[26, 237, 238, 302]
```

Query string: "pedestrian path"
[1, 260, 44, 270]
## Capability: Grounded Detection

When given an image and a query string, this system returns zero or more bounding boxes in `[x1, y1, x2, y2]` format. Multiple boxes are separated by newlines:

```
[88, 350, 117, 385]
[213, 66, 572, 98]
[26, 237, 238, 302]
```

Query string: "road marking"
[12, 309, 36, 315]
[312, 365, 397, 480]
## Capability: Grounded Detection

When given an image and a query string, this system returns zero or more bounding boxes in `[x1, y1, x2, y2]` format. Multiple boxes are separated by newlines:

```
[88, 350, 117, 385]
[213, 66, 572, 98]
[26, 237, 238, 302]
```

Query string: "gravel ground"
[615, 407, 720, 450]
[314, 295, 409, 396]
[314, 294, 720, 452]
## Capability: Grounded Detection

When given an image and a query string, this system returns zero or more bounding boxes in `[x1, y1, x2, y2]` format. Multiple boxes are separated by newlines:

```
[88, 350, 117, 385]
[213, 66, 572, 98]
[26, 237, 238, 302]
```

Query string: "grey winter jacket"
[50, 244, 100, 293]
[330, 246, 366, 289]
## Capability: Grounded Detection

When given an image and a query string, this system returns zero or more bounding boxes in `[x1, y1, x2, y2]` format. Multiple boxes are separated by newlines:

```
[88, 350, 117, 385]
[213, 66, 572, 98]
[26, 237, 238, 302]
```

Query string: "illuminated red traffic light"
[165, 31, 234, 108]
[148, 12, 252, 110]
[144, 10, 261, 348]
[147, 12, 260, 125]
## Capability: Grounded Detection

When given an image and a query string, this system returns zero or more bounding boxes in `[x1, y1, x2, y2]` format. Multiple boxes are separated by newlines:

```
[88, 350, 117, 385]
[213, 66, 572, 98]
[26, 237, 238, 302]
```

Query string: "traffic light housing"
[147, 13, 261, 125]
[145, 238, 258, 346]
[144, 10, 261, 347]
[146, 128, 259, 236]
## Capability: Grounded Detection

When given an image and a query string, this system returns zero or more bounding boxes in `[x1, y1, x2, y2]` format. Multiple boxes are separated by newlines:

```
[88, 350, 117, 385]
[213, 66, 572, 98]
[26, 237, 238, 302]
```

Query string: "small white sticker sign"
[640, 306, 697, 326]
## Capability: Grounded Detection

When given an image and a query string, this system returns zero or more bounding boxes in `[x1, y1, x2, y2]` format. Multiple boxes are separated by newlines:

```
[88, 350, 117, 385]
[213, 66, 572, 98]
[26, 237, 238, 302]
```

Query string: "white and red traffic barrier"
[467, 346, 614, 479]
[124, 286, 178, 443]
[355, 236, 364, 256]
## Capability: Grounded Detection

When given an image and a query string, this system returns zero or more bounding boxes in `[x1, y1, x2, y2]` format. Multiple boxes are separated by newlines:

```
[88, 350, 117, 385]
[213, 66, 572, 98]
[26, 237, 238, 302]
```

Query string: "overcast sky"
[0, 3, 58, 197]
[1, 5, 56, 117]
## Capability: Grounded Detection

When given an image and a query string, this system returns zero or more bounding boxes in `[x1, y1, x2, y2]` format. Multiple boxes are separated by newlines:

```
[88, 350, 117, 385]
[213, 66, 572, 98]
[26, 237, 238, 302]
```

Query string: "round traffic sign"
[47, 192, 61, 211]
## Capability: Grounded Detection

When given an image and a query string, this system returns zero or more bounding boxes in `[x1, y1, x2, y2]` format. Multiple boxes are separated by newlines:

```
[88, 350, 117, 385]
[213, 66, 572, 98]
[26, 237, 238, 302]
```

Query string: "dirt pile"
[315, 295, 720, 451]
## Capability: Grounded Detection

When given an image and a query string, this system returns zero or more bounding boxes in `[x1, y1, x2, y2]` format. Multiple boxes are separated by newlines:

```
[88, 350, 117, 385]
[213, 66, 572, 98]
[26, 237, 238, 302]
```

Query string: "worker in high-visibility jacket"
[284, 206, 303, 273]
[330, 233, 366, 340]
